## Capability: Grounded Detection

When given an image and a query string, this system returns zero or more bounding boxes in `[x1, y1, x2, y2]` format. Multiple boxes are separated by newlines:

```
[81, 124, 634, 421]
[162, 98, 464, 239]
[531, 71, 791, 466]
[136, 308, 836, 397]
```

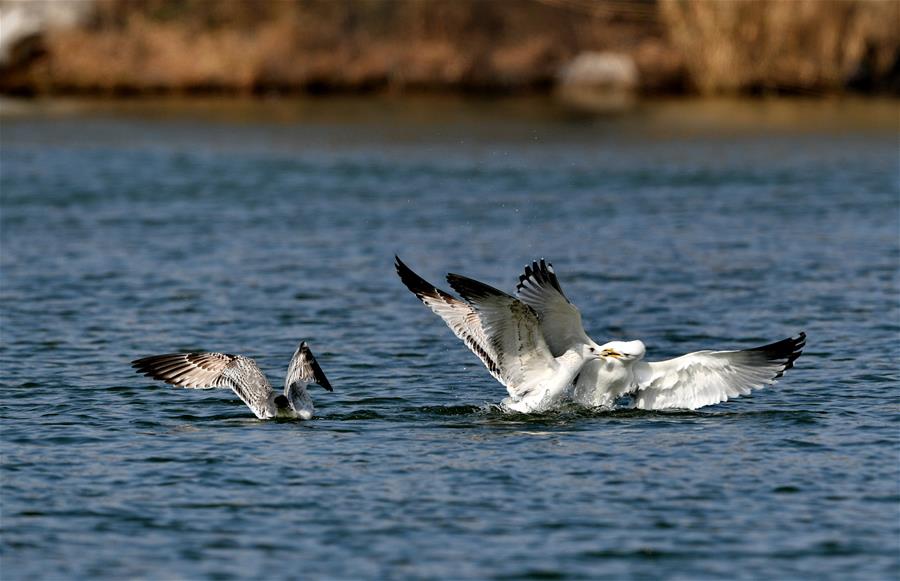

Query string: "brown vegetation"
[661, 0, 900, 95]
[1, 0, 897, 96]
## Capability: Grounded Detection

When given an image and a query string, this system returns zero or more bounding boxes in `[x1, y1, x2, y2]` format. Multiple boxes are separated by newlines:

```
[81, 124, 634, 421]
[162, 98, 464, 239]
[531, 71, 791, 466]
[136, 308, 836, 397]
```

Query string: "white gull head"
[598, 340, 646, 362]
[575, 342, 608, 361]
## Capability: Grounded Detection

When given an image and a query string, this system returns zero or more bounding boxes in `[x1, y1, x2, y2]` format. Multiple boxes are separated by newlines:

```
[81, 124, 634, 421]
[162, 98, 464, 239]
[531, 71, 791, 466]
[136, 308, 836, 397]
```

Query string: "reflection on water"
[1, 97, 898, 580]
[2, 94, 896, 130]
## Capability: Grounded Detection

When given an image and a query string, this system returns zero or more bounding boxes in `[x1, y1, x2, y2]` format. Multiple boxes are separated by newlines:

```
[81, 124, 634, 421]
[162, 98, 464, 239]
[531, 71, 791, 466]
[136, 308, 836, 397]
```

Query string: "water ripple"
[2, 99, 897, 581]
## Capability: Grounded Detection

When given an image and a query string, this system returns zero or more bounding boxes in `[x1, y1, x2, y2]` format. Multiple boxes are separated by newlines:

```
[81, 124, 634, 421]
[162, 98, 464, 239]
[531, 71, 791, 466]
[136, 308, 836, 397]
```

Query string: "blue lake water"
[1, 97, 898, 580]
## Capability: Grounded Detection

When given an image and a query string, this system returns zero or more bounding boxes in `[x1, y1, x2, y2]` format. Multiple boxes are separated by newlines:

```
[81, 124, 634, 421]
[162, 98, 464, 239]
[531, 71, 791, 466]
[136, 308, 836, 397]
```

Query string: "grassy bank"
[1, 0, 897, 97]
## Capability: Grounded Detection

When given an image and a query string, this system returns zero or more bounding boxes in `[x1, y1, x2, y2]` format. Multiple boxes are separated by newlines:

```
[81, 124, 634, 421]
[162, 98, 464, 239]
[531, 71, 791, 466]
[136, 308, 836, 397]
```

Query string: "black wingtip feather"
[446, 272, 511, 303]
[515, 258, 568, 301]
[394, 258, 505, 381]
[300, 343, 333, 392]
[131, 354, 162, 369]
[132, 353, 185, 384]
[396, 256, 512, 304]
[312, 357, 334, 392]
[748, 331, 806, 378]
[395, 255, 445, 302]
[132, 353, 181, 373]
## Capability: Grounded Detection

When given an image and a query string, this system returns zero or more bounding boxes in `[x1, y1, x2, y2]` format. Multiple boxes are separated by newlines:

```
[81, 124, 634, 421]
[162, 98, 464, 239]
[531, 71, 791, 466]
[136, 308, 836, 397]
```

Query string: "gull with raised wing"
[515, 259, 806, 410]
[132, 341, 333, 420]
[395, 256, 604, 413]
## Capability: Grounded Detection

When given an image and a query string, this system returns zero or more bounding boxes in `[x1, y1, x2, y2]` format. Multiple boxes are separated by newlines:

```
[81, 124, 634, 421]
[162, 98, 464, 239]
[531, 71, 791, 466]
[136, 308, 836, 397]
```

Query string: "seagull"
[132, 341, 333, 420]
[515, 259, 806, 410]
[395, 257, 604, 413]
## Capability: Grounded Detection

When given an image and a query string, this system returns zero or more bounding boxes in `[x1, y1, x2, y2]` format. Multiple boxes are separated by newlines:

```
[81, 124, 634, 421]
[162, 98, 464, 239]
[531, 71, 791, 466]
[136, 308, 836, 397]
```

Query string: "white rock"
[558, 51, 638, 91]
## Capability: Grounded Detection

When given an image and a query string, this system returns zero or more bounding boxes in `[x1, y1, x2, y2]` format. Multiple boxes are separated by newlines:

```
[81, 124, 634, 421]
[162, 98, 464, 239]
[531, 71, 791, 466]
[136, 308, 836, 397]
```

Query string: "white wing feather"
[448, 272, 561, 399]
[632, 333, 806, 410]
[515, 259, 591, 356]
[395, 257, 504, 384]
[395, 257, 560, 400]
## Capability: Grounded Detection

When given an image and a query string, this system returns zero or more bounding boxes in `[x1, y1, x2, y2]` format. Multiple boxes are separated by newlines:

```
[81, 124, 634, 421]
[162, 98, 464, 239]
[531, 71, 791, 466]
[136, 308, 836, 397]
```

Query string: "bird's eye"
[589, 347, 595, 353]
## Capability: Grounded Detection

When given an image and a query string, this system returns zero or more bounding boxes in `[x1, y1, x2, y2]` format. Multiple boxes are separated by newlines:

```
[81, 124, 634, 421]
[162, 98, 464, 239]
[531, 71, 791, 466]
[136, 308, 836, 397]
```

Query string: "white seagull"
[132, 341, 333, 420]
[515, 259, 806, 410]
[395, 257, 604, 413]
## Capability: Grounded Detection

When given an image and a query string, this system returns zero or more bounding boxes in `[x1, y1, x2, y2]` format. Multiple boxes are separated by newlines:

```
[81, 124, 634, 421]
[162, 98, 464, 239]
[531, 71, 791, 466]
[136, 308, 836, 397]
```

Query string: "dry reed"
[659, 0, 899, 95]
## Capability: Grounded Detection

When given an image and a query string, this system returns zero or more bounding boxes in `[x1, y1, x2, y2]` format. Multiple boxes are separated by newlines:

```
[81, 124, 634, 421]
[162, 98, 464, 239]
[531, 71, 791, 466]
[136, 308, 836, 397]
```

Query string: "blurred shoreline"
[1, 0, 898, 99]
[2, 95, 896, 138]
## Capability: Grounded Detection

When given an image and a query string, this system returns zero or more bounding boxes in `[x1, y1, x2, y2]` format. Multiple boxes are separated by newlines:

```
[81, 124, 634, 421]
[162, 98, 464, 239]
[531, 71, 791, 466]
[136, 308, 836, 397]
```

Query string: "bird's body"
[568, 335, 806, 410]
[283, 379, 316, 420]
[132, 342, 333, 420]
[572, 357, 639, 408]
[395, 257, 603, 413]
[515, 259, 805, 410]
[501, 346, 598, 413]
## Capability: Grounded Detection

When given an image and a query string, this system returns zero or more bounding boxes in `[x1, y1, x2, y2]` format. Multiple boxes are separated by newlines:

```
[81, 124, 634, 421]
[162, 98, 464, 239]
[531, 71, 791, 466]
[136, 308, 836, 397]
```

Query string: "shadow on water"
[318, 401, 828, 428]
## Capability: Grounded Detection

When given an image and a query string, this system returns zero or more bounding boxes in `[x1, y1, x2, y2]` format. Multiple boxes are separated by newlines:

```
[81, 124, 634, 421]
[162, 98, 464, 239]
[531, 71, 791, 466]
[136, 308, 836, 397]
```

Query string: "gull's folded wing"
[632, 333, 806, 410]
[132, 352, 277, 419]
[515, 259, 591, 356]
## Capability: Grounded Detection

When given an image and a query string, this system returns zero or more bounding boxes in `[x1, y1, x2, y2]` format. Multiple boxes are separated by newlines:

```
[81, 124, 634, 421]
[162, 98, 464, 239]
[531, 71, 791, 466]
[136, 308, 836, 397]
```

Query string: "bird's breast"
[572, 359, 635, 407]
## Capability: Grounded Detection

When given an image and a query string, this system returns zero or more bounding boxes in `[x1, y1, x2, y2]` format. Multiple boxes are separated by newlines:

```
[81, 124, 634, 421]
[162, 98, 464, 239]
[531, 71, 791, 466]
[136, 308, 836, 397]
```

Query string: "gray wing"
[132, 352, 277, 419]
[515, 259, 592, 356]
[632, 333, 806, 410]
[395, 256, 504, 384]
[284, 341, 333, 393]
[446, 272, 560, 399]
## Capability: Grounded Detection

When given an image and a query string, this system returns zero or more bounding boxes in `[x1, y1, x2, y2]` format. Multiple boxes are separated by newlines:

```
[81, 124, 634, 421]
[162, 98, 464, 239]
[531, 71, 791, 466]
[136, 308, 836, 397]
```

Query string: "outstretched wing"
[132, 352, 235, 388]
[284, 341, 333, 393]
[515, 259, 591, 356]
[395, 256, 504, 384]
[132, 352, 277, 419]
[632, 333, 806, 410]
[446, 272, 560, 399]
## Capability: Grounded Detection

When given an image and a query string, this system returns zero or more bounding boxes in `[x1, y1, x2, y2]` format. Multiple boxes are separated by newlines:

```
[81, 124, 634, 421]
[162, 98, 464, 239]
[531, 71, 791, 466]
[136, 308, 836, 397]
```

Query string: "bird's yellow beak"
[601, 349, 623, 359]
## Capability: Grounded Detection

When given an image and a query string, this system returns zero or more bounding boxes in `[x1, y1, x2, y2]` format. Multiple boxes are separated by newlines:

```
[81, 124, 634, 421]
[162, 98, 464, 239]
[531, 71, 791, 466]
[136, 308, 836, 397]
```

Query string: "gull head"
[581, 343, 607, 361]
[599, 340, 645, 362]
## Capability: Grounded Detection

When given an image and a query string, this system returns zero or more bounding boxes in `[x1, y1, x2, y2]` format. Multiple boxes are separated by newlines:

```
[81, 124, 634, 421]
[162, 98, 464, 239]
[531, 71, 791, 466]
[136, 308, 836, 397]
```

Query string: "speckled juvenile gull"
[395, 256, 604, 413]
[132, 341, 333, 420]
[515, 259, 806, 410]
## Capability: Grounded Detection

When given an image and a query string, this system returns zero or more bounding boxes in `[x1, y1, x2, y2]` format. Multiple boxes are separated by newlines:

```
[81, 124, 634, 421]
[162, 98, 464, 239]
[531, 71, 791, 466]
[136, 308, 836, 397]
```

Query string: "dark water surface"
[2, 97, 898, 580]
